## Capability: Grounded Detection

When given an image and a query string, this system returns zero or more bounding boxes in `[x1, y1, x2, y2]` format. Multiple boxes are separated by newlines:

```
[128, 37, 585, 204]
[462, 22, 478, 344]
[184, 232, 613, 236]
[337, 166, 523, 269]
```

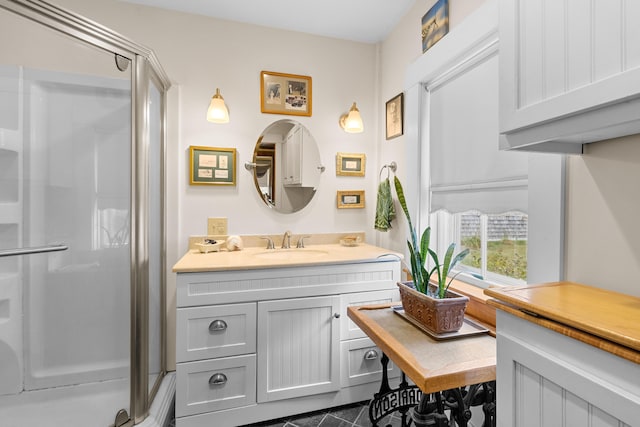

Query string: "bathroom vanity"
[172, 240, 403, 427]
[485, 282, 640, 427]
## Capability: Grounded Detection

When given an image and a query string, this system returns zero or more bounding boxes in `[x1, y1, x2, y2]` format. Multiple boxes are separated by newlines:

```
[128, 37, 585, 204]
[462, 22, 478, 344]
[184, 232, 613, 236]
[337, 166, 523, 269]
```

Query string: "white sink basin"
[252, 248, 329, 261]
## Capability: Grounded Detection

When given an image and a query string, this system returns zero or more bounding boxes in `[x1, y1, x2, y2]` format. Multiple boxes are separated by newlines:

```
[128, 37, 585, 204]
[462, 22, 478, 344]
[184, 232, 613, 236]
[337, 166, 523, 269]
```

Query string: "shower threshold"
[0, 373, 175, 427]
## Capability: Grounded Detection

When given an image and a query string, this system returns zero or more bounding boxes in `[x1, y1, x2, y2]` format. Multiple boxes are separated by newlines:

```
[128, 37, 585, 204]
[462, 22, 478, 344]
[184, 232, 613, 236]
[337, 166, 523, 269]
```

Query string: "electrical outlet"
[207, 217, 228, 236]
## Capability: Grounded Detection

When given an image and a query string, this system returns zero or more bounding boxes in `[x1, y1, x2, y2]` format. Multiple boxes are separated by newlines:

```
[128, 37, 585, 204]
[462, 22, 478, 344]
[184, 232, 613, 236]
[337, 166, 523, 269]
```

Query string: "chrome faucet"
[281, 230, 292, 249]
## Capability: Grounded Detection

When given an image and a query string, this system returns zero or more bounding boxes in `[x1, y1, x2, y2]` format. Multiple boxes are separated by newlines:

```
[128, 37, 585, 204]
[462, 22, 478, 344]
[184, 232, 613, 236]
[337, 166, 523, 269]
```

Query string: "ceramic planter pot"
[397, 281, 469, 334]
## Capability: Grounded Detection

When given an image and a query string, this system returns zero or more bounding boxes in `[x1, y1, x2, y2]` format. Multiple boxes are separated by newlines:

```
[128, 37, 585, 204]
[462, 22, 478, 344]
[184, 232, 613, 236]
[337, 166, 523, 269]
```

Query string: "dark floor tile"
[243, 401, 372, 427]
[354, 409, 400, 427]
[242, 416, 290, 427]
[317, 414, 353, 427]
[288, 411, 327, 427]
[329, 402, 367, 423]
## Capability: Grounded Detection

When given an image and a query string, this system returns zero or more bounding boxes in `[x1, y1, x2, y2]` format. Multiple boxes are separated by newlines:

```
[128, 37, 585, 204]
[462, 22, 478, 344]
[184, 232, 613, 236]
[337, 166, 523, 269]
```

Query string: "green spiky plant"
[393, 176, 469, 299]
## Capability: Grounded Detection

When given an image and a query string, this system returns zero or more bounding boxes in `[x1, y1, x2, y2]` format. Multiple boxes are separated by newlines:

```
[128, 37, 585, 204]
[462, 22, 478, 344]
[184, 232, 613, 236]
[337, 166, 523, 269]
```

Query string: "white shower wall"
[0, 63, 24, 397]
[0, 66, 133, 395]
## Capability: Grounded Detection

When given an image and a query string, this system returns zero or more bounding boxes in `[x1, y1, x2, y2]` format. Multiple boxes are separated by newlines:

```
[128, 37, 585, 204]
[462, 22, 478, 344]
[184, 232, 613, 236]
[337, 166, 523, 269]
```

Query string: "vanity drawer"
[176, 303, 257, 362]
[176, 354, 257, 417]
[340, 337, 400, 388]
[340, 289, 399, 340]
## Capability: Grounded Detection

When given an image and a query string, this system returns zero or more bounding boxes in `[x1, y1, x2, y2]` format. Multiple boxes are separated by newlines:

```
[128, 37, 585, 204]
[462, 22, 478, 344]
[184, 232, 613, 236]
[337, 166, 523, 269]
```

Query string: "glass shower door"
[0, 7, 133, 426]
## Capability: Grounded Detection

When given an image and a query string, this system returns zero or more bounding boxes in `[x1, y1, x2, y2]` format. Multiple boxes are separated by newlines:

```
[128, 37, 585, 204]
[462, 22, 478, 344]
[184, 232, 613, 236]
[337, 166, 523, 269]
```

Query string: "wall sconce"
[339, 102, 364, 133]
[206, 88, 230, 123]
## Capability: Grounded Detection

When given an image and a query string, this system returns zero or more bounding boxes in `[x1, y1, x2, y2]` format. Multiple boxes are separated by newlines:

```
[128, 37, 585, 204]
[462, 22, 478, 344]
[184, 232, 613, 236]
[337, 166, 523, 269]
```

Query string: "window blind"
[429, 53, 529, 213]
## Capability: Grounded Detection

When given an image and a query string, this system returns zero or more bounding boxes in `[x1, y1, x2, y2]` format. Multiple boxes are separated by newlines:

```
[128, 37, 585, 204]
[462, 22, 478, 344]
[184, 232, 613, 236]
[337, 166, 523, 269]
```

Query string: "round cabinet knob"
[209, 373, 228, 386]
[364, 349, 379, 360]
[333, 313, 341, 319]
[209, 319, 227, 332]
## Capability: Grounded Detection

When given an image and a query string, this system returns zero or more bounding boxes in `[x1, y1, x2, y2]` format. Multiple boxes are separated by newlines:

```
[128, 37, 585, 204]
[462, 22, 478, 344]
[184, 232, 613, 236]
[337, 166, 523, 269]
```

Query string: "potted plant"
[393, 176, 470, 334]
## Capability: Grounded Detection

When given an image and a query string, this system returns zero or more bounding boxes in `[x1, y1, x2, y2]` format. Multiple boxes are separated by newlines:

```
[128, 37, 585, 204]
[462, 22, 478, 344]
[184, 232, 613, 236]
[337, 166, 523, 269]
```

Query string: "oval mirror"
[250, 119, 322, 213]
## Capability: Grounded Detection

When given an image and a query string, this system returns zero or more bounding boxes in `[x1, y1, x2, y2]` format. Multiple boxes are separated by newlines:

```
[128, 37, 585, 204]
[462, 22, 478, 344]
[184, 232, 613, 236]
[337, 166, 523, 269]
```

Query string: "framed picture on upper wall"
[260, 71, 312, 116]
[336, 152, 366, 177]
[385, 93, 404, 140]
[189, 145, 236, 185]
[421, 0, 449, 53]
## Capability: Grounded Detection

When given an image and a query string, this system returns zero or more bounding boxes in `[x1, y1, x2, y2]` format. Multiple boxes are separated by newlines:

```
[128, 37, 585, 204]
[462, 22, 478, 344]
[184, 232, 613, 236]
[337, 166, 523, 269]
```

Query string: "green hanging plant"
[393, 176, 469, 299]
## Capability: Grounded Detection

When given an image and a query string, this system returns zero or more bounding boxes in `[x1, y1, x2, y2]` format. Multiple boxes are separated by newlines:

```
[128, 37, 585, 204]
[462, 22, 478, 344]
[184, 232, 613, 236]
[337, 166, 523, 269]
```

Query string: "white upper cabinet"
[282, 125, 320, 188]
[499, 0, 640, 153]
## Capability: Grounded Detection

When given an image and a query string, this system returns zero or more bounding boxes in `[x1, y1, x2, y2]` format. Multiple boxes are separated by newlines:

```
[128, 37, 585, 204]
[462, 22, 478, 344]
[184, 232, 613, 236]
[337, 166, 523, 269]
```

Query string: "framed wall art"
[336, 152, 366, 177]
[421, 0, 449, 53]
[385, 92, 404, 140]
[189, 145, 236, 185]
[260, 70, 312, 116]
[337, 190, 365, 209]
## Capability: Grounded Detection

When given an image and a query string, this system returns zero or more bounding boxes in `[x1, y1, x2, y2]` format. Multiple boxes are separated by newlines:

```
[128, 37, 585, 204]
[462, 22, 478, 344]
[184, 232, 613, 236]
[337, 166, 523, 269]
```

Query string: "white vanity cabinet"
[174, 258, 402, 427]
[499, 0, 640, 153]
[282, 126, 301, 185]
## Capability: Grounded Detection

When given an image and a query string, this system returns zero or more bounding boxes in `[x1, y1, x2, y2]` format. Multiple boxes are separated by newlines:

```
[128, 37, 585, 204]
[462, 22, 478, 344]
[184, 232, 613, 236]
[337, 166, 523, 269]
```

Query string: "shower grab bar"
[0, 244, 69, 257]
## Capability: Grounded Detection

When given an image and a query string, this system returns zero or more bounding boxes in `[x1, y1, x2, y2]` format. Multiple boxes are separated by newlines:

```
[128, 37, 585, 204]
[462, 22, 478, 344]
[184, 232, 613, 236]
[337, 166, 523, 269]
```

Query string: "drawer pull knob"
[209, 319, 227, 332]
[333, 313, 341, 319]
[209, 373, 228, 386]
[364, 350, 379, 360]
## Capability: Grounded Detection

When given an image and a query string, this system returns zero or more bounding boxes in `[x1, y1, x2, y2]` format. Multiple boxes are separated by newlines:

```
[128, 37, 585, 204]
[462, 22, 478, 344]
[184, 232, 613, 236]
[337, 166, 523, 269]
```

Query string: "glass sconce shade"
[340, 102, 363, 133]
[207, 88, 229, 123]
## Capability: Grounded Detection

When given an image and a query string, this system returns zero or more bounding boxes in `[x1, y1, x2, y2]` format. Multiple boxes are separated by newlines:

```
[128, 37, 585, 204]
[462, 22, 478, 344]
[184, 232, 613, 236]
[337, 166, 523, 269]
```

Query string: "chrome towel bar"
[0, 244, 69, 257]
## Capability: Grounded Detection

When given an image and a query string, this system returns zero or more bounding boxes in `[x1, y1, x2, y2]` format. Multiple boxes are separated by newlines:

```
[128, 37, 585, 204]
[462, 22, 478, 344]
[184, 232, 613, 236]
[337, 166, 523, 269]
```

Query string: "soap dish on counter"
[340, 236, 360, 247]
[195, 239, 224, 253]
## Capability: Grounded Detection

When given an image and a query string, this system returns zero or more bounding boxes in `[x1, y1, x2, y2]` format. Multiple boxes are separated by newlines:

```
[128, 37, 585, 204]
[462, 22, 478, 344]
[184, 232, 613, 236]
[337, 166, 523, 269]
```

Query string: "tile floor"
[241, 400, 405, 427]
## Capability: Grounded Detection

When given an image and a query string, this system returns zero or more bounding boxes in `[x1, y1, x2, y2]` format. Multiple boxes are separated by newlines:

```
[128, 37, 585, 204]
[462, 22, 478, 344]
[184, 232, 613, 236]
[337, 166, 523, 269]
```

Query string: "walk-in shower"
[0, 1, 174, 426]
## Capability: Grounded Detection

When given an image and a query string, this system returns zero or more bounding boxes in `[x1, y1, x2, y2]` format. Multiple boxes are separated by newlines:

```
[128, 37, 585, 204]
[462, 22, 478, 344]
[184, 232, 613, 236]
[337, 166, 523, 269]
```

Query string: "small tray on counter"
[392, 305, 489, 341]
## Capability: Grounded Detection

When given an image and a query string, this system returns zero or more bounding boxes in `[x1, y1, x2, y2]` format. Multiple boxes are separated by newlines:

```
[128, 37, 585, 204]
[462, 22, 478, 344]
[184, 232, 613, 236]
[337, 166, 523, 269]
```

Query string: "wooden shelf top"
[347, 303, 496, 394]
[484, 282, 640, 354]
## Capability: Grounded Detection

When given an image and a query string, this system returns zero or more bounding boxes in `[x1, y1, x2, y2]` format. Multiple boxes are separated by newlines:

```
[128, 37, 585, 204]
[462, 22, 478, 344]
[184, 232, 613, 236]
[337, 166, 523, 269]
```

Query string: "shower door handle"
[0, 244, 69, 257]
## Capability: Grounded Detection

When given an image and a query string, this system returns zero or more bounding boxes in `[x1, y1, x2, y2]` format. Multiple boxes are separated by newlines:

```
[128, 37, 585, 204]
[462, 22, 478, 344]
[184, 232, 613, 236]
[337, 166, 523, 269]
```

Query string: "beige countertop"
[172, 242, 403, 273]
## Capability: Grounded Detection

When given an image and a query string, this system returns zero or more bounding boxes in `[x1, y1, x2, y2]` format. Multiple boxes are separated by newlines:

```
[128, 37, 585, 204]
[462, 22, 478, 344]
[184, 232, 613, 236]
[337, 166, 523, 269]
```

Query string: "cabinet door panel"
[257, 296, 340, 402]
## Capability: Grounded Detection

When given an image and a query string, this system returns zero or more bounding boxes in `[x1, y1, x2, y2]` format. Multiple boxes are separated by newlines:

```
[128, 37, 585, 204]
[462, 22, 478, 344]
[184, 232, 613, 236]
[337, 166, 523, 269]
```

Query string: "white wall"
[376, 0, 488, 256]
[381, 1, 640, 297]
[56, 0, 380, 258]
[565, 135, 640, 297]
[49, 0, 640, 374]
[53, 0, 381, 371]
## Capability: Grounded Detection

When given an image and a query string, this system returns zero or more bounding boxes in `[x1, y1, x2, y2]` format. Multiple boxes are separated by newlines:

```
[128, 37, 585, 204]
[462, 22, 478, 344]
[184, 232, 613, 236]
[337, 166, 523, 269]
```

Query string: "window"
[404, 4, 564, 285]
[424, 50, 529, 287]
[430, 210, 527, 287]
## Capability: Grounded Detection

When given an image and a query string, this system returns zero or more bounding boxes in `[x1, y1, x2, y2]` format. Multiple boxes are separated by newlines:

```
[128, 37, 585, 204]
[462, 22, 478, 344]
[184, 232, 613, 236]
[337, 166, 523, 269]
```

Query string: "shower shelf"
[0, 205, 20, 225]
[0, 148, 19, 204]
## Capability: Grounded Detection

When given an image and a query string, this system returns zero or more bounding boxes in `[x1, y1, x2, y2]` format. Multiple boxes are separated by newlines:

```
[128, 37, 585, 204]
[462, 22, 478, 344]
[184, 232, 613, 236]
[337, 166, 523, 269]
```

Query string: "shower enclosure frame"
[0, 0, 172, 425]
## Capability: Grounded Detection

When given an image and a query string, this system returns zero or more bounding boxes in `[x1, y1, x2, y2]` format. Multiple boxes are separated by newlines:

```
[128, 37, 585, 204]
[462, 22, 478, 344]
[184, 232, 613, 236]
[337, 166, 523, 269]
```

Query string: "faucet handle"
[296, 235, 311, 248]
[260, 236, 275, 249]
